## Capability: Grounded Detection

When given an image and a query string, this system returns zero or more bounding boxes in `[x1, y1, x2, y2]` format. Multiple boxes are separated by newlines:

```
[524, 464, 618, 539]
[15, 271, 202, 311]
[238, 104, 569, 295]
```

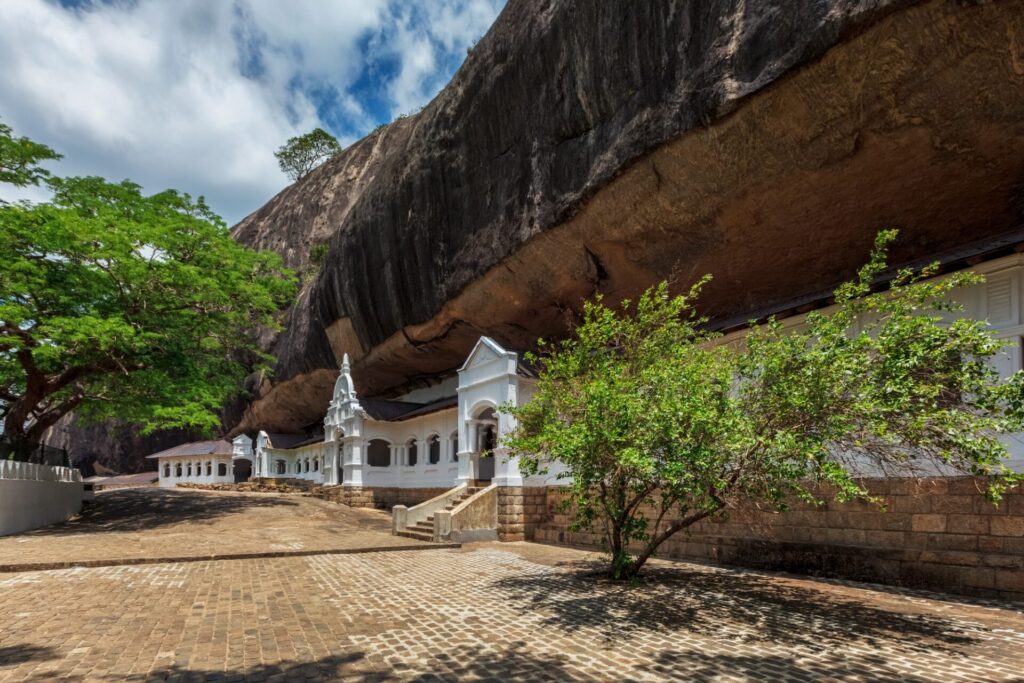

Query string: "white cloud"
[380, 1, 503, 115]
[0, 0, 504, 224]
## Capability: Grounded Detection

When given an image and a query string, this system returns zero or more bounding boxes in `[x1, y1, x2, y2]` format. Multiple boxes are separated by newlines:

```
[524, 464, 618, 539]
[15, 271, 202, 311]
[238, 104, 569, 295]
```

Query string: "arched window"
[275, 459, 286, 475]
[218, 462, 228, 477]
[450, 431, 459, 462]
[206, 461, 212, 476]
[195, 461, 202, 477]
[175, 463, 182, 477]
[163, 463, 171, 478]
[368, 439, 390, 467]
[406, 439, 417, 467]
[313, 458, 319, 472]
[428, 435, 440, 465]
[186, 463, 192, 477]
[304, 457, 310, 473]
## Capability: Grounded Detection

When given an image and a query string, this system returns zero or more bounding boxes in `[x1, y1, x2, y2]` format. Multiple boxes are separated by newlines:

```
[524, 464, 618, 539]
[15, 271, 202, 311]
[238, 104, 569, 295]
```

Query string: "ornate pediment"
[459, 336, 509, 372]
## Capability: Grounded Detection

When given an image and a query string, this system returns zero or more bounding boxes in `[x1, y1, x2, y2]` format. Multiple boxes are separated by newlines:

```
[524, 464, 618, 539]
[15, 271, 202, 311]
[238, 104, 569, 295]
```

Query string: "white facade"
[163, 254, 1024, 494]
[255, 436, 333, 483]
[152, 440, 239, 488]
[715, 252, 1024, 474]
[244, 338, 547, 492]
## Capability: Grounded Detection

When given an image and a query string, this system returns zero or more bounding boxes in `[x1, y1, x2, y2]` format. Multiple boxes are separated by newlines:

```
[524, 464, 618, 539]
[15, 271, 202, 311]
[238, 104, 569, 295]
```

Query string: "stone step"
[394, 529, 435, 542]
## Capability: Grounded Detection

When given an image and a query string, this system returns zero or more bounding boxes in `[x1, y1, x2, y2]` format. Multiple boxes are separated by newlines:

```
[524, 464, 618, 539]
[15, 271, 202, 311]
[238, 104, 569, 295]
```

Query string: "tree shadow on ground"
[112, 642, 583, 682]
[18, 488, 299, 536]
[635, 649, 949, 682]
[491, 560, 985, 657]
[119, 652, 378, 683]
[0, 645, 59, 667]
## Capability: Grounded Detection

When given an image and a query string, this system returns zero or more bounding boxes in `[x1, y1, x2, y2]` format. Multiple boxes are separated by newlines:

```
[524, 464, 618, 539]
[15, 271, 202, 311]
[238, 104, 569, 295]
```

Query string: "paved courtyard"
[1, 489, 1022, 681]
[0, 489, 426, 569]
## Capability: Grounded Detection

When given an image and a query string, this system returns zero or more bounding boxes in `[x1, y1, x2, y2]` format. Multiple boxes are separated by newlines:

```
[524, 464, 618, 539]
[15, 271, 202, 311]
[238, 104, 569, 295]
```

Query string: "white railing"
[0, 460, 82, 483]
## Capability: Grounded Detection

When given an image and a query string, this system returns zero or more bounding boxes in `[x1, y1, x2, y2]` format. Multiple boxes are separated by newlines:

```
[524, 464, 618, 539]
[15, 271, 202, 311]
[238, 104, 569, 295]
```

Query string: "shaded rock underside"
[232, 0, 1024, 436]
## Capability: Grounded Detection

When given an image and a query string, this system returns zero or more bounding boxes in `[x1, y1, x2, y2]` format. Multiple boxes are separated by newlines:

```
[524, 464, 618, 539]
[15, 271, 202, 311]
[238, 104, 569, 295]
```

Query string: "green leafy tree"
[0, 120, 61, 188]
[1, 125, 296, 459]
[504, 231, 1024, 580]
[274, 128, 341, 181]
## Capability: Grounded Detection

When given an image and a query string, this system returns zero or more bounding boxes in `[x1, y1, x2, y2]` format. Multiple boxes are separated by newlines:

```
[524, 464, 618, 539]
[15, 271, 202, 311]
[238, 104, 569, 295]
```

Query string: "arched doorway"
[233, 458, 252, 483]
[474, 407, 498, 482]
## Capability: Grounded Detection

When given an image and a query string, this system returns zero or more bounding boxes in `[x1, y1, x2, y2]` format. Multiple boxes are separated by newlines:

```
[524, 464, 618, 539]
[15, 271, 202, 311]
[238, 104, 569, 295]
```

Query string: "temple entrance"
[475, 409, 498, 482]
[233, 458, 252, 483]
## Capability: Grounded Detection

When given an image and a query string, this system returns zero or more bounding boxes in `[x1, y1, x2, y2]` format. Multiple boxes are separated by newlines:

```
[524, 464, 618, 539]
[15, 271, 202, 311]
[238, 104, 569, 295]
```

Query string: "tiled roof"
[360, 398, 426, 421]
[388, 395, 458, 421]
[88, 472, 160, 485]
[265, 432, 324, 450]
[145, 439, 234, 459]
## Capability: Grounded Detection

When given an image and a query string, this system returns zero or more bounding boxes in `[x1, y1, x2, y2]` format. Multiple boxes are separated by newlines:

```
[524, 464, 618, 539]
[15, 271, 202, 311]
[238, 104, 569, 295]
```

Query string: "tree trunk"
[614, 506, 721, 580]
[1, 429, 39, 462]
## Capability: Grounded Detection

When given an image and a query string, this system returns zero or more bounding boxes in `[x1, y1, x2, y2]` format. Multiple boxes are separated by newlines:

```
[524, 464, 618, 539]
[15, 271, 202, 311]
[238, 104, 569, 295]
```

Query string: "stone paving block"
[1, 488, 1023, 681]
[0, 544, 1022, 681]
[0, 488, 429, 568]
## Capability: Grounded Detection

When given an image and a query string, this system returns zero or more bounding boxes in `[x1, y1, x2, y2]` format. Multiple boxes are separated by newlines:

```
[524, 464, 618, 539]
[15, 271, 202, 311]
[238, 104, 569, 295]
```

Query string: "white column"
[393, 445, 402, 488]
[343, 436, 364, 487]
[461, 421, 479, 482]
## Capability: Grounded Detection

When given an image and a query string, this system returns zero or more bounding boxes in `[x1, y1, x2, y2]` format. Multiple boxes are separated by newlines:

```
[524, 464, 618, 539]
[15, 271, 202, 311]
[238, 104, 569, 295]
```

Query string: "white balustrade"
[0, 460, 82, 483]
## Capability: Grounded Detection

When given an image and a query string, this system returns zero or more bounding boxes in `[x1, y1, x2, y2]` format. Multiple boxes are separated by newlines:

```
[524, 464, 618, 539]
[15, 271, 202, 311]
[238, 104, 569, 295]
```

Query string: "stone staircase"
[395, 486, 484, 542]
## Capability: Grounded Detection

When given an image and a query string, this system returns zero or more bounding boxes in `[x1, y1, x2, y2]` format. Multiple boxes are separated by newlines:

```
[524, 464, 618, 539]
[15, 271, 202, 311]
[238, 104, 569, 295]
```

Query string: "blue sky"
[0, 0, 505, 224]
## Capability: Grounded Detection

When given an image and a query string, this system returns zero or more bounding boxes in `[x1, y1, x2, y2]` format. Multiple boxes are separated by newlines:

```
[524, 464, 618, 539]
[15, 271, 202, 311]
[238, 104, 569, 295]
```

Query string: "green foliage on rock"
[0, 124, 296, 456]
[309, 243, 329, 267]
[274, 128, 341, 182]
[504, 231, 1024, 580]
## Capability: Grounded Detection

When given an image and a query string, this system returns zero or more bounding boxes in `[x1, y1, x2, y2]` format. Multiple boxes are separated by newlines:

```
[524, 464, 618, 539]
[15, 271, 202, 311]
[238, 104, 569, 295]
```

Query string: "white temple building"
[247, 336, 548, 493]
[150, 336, 556, 540]
[143, 255, 1024, 596]
[149, 254, 1024, 539]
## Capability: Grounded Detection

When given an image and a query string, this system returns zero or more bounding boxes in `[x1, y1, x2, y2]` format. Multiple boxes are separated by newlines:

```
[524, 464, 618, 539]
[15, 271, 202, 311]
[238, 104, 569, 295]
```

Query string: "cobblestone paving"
[0, 542, 1021, 682]
[0, 488, 423, 567]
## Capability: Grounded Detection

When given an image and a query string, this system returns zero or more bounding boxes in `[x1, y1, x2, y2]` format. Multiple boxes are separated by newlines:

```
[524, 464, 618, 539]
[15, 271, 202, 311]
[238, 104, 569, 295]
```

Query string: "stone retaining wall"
[319, 486, 449, 509]
[496, 486, 547, 541]
[532, 477, 1024, 600]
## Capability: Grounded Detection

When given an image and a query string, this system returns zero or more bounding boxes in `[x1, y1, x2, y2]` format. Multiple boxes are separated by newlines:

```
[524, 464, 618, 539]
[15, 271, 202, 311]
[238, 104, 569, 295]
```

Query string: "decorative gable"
[459, 336, 510, 373]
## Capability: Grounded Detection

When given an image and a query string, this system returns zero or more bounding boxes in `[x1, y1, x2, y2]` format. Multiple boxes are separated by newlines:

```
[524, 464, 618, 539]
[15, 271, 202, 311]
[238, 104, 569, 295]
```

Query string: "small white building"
[149, 439, 248, 488]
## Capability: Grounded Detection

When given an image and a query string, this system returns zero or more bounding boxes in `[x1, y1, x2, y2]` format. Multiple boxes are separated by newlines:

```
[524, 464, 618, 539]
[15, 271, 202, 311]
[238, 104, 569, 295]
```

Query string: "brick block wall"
[497, 487, 548, 541]
[533, 477, 1024, 600]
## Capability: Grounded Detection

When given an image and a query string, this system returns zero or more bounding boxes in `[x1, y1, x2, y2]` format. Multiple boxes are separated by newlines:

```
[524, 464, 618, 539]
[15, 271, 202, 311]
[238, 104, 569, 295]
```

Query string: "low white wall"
[0, 461, 84, 536]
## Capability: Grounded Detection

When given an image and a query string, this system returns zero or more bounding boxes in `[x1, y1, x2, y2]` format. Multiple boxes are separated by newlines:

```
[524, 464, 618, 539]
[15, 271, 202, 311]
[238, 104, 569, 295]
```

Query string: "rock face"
[230, 0, 1024, 436]
[43, 415, 198, 475]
